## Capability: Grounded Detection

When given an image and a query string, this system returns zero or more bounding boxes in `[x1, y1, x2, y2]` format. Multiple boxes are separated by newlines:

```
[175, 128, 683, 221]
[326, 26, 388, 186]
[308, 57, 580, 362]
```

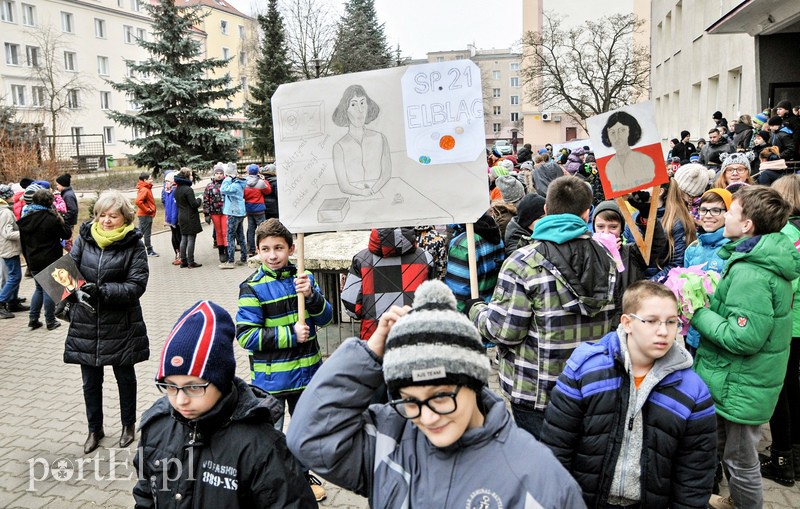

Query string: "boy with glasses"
[132, 300, 316, 508]
[684, 188, 732, 355]
[286, 280, 585, 508]
[540, 281, 717, 509]
[691, 186, 800, 509]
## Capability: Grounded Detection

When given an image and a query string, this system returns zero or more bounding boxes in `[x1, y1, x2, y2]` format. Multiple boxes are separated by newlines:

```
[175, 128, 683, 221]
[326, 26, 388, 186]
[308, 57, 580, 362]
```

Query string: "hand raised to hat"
[367, 305, 411, 359]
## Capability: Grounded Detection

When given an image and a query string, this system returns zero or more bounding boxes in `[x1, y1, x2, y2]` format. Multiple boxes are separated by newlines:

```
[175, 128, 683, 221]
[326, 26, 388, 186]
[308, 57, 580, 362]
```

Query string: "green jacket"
[781, 219, 800, 337]
[692, 233, 800, 425]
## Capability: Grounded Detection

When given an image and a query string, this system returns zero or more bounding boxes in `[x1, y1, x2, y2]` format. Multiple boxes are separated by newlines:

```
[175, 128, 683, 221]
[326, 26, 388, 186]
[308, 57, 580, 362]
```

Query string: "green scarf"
[91, 221, 134, 249]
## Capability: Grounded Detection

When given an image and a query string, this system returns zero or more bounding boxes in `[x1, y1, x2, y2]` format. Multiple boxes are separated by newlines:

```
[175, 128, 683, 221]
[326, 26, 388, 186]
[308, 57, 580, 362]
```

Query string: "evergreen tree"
[107, 0, 240, 174]
[248, 0, 295, 159]
[331, 0, 392, 74]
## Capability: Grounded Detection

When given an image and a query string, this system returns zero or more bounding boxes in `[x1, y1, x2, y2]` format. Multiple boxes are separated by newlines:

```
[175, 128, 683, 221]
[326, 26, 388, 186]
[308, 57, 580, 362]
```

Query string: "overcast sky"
[228, 0, 632, 60]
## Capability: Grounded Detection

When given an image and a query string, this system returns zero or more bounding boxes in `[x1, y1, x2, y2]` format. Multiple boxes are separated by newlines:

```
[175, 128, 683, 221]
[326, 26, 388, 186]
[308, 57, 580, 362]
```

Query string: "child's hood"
[368, 227, 416, 257]
[722, 233, 800, 282]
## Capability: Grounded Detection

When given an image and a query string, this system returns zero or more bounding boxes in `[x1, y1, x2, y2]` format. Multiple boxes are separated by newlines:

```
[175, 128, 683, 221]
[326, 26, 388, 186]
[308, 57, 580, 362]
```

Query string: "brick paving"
[1, 209, 799, 507]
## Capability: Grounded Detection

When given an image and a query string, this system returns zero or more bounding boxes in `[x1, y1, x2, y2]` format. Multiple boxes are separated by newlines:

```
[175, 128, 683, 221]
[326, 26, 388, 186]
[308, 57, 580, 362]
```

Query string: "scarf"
[91, 221, 134, 249]
[532, 214, 590, 244]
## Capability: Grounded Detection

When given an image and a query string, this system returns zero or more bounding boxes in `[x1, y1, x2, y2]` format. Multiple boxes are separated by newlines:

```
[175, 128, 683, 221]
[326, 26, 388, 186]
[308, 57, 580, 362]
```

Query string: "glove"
[76, 283, 99, 312]
[464, 298, 483, 316]
[205, 215, 212, 224]
[628, 190, 652, 215]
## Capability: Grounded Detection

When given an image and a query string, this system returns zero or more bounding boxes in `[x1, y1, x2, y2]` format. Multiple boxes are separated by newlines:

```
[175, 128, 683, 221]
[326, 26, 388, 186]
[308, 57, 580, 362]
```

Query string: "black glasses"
[628, 314, 680, 329]
[388, 386, 461, 420]
[698, 207, 725, 216]
[156, 382, 210, 398]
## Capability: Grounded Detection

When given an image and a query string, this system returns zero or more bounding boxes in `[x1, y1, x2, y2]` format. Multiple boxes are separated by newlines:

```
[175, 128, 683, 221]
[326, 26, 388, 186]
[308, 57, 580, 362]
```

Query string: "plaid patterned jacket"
[471, 235, 617, 410]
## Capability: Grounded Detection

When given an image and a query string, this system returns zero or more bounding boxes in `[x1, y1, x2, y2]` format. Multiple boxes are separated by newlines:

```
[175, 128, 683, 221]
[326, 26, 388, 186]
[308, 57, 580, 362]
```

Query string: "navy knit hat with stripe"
[383, 280, 490, 396]
[156, 300, 236, 394]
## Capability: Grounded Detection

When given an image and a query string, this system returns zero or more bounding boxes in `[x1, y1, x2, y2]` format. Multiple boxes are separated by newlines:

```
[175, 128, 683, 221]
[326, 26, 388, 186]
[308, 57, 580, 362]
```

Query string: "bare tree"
[522, 12, 650, 129]
[25, 25, 94, 158]
[283, 0, 337, 79]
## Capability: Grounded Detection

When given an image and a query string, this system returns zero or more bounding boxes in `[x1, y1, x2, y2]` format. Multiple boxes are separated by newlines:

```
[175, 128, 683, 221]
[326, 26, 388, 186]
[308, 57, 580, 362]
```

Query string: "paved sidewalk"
[1, 225, 799, 508]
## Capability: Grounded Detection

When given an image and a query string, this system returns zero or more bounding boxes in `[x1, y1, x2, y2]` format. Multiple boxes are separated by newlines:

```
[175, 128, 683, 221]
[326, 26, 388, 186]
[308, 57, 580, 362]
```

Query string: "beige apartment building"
[425, 47, 524, 147]
[1, 0, 254, 164]
[651, 0, 800, 144]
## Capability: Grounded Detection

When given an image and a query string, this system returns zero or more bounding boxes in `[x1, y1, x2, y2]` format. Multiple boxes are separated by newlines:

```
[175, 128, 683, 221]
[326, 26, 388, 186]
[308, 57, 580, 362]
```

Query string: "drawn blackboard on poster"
[272, 61, 489, 233]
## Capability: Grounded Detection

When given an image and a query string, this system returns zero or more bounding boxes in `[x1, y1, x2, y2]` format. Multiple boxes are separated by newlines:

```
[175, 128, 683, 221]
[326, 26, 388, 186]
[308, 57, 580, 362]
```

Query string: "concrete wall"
[756, 33, 800, 108]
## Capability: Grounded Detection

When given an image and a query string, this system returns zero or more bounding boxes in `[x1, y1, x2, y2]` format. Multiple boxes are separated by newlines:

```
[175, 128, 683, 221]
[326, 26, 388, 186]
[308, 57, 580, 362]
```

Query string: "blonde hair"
[772, 174, 800, 216]
[661, 180, 697, 262]
[93, 190, 136, 225]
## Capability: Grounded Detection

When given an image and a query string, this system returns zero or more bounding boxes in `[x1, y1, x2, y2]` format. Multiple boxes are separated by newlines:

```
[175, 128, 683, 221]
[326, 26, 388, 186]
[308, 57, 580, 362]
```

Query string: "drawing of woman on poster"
[601, 111, 656, 193]
[332, 85, 392, 197]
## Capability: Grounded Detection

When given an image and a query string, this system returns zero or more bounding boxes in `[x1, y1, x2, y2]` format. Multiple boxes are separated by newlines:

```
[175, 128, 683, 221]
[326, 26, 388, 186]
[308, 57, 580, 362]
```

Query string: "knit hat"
[156, 300, 236, 394]
[0, 184, 13, 200]
[768, 116, 783, 127]
[246, 163, 259, 175]
[680, 130, 690, 139]
[537, 148, 548, 155]
[499, 159, 514, 171]
[224, 165, 238, 178]
[777, 100, 793, 110]
[495, 176, 525, 204]
[755, 130, 771, 143]
[673, 163, 714, 197]
[520, 160, 534, 171]
[753, 113, 769, 127]
[213, 162, 225, 174]
[164, 171, 176, 183]
[702, 188, 732, 210]
[719, 151, 753, 174]
[383, 280, 490, 397]
[516, 193, 546, 228]
[490, 165, 509, 179]
[23, 183, 42, 204]
[689, 154, 700, 162]
[713, 111, 723, 120]
[34, 180, 50, 189]
[592, 200, 623, 227]
[56, 173, 71, 187]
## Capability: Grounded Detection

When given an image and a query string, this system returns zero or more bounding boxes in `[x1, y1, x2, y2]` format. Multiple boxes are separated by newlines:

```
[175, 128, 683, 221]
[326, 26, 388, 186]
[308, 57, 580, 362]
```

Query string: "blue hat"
[246, 163, 259, 175]
[157, 301, 236, 394]
[689, 154, 700, 162]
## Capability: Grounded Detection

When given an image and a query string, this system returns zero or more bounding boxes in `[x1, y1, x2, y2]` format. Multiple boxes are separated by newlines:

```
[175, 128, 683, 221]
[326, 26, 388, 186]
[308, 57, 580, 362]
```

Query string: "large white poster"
[272, 62, 489, 233]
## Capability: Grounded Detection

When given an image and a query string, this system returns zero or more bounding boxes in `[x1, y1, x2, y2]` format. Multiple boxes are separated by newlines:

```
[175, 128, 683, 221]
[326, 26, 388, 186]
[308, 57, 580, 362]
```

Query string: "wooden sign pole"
[296, 233, 306, 320]
[614, 185, 659, 265]
[465, 223, 479, 299]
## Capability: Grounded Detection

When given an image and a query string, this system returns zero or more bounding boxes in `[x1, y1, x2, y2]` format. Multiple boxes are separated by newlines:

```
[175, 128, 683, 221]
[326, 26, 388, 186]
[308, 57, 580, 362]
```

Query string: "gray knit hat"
[383, 280, 490, 397]
[496, 175, 525, 204]
[23, 183, 42, 204]
[719, 151, 754, 174]
[673, 163, 714, 198]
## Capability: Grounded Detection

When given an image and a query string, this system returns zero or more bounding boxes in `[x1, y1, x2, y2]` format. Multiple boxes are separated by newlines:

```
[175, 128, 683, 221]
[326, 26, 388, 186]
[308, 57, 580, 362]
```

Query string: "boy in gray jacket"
[286, 280, 584, 508]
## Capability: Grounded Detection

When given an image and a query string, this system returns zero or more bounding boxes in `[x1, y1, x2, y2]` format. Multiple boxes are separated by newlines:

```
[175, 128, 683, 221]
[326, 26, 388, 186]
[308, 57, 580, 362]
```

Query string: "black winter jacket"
[60, 187, 79, 227]
[133, 378, 317, 509]
[540, 332, 717, 509]
[64, 222, 149, 366]
[263, 174, 279, 218]
[173, 178, 203, 235]
[17, 209, 71, 272]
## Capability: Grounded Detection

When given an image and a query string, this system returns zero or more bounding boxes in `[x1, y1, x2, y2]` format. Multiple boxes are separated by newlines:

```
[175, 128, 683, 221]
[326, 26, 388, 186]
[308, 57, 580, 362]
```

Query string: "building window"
[25, 45, 38, 66]
[21, 2, 33, 26]
[5, 43, 20, 65]
[67, 89, 79, 109]
[100, 91, 111, 110]
[95, 18, 106, 38]
[117, 0, 124, 7]
[127, 94, 139, 111]
[510, 63, 520, 71]
[31, 86, 45, 106]
[222, 47, 230, 60]
[510, 77, 519, 87]
[510, 112, 519, 122]
[510, 95, 519, 105]
[130, 0, 139, 12]
[125, 61, 135, 77]
[220, 20, 228, 35]
[493, 106, 501, 115]
[64, 51, 76, 71]
[238, 25, 245, 38]
[71, 127, 83, 144]
[240, 76, 247, 91]
[225, 100, 233, 110]
[492, 123, 501, 133]
[132, 126, 144, 139]
[492, 70, 500, 80]
[11, 84, 25, 106]
[103, 126, 115, 144]
[492, 88, 501, 98]
[435, 56, 444, 62]
[238, 52, 246, 65]
[61, 12, 73, 33]
[136, 27, 146, 41]
[1, 1, 15, 23]
[97, 56, 109, 75]
[124, 25, 134, 44]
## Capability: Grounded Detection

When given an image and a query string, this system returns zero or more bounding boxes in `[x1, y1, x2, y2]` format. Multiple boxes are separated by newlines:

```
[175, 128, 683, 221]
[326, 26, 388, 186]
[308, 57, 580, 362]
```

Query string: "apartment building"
[426, 47, 524, 146]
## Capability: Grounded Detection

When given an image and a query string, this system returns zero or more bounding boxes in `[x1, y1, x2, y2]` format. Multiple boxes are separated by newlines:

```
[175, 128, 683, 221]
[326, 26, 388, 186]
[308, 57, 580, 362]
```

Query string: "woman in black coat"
[65, 190, 149, 454]
[173, 167, 203, 268]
